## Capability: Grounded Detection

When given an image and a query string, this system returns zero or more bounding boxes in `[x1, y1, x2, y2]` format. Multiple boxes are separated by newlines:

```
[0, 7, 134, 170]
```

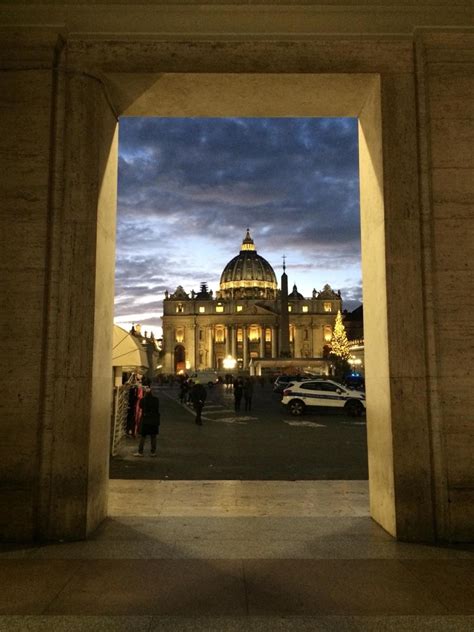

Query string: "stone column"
[22, 70, 118, 541]
[293, 326, 300, 358]
[208, 325, 214, 369]
[187, 323, 196, 372]
[259, 327, 265, 358]
[231, 325, 237, 358]
[271, 326, 278, 358]
[242, 325, 248, 368]
[225, 325, 231, 356]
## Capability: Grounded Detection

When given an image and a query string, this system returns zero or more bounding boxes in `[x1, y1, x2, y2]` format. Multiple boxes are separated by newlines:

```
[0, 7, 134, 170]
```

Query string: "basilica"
[161, 230, 342, 373]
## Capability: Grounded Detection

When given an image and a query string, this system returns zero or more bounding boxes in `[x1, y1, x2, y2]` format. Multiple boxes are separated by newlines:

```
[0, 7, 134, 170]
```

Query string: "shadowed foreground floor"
[0, 481, 473, 631]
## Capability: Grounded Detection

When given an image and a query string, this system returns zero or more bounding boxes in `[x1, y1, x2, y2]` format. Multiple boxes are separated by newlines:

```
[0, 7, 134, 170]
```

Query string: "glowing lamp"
[223, 355, 237, 370]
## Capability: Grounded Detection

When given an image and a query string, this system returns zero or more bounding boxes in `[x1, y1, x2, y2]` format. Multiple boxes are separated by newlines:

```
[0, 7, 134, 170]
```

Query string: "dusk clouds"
[115, 117, 362, 336]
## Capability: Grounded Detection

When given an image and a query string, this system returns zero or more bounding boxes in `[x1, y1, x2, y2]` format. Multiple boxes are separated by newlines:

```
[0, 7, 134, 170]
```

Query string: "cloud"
[115, 118, 362, 335]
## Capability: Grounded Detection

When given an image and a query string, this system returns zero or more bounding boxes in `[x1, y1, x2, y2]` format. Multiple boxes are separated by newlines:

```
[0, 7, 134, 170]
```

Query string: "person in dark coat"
[233, 378, 244, 412]
[179, 379, 189, 404]
[189, 380, 207, 425]
[134, 387, 160, 457]
[243, 377, 254, 412]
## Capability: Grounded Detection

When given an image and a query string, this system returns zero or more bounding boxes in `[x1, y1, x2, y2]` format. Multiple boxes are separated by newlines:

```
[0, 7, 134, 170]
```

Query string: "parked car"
[190, 371, 220, 387]
[273, 374, 314, 394]
[281, 379, 366, 416]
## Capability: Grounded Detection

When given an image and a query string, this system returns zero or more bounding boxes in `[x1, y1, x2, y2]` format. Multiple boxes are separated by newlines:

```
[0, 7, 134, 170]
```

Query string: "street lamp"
[222, 355, 237, 370]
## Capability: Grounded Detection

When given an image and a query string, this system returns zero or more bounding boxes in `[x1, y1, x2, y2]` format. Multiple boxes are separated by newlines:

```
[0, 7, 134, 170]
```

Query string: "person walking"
[243, 377, 254, 412]
[189, 379, 207, 425]
[179, 378, 189, 404]
[233, 377, 244, 412]
[134, 387, 160, 457]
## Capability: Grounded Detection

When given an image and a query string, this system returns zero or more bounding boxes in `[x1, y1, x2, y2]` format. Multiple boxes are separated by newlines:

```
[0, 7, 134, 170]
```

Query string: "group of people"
[131, 374, 260, 456]
[232, 377, 254, 412]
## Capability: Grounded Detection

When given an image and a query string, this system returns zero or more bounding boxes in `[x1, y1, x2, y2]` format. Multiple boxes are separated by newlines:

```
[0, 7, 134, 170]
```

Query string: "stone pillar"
[242, 325, 248, 368]
[208, 325, 214, 369]
[271, 326, 278, 358]
[225, 325, 231, 356]
[231, 325, 237, 358]
[163, 327, 175, 373]
[293, 326, 301, 358]
[259, 327, 265, 358]
[0, 36, 61, 540]
[15, 68, 118, 542]
[187, 323, 196, 372]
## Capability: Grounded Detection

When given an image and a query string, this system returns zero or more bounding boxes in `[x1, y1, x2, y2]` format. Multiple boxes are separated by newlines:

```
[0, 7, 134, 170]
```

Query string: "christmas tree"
[330, 310, 350, 361]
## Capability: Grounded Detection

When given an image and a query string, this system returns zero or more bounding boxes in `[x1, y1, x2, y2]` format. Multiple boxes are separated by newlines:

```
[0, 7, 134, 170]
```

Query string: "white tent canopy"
[112, 324, 148, 369]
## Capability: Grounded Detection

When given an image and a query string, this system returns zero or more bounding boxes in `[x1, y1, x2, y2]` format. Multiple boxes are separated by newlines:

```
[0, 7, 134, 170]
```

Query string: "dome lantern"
[241, 228, 256, 252]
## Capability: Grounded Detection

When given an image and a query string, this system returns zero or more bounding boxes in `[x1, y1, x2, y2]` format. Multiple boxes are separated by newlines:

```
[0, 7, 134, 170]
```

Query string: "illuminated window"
[176, 303, 183, 313]
[324, 302, 332, 313]
[302, 305, 309, 313]
[237, 328, 243, 342]
[265, 328, 271, 342]
[236, 305, 243, 312]
[249, 325, 259, 342]
[216, 304, 224, 313]
[324, 325, 332, 342]
[215, 326, 225, 343]
[288, 305, 292, 312]
[175, 328, 184, 343]
[199, 306, 205, 313]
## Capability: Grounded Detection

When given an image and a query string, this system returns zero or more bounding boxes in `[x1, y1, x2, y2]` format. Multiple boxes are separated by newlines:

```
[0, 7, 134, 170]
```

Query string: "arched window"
[215, 325, 225, 343]
[175, 327, 184, 343]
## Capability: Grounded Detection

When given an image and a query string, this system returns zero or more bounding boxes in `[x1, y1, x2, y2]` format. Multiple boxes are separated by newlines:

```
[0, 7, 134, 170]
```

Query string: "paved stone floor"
[1, 481, 473, 630]
[110, 384, 369, 480]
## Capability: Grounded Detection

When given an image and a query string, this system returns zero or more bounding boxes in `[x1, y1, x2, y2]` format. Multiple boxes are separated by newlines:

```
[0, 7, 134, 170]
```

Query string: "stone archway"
[174, 345, 186, 373]
[6, 33, 470, 543]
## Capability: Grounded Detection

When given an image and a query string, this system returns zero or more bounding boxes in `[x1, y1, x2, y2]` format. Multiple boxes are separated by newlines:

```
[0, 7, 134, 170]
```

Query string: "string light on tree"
[330, 310, 351, 361]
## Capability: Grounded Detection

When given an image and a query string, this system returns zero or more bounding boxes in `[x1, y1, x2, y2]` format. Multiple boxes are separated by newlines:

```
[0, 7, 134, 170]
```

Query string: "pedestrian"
[233, 377, 244, 412]
[134, 386, 160, 457]
[189, 379, 207, 425]
[243, 377, 254, 412]
[179, 379, 189, 404]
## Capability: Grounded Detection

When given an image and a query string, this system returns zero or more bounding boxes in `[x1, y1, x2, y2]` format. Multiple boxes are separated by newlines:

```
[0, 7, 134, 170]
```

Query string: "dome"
[219, 229, 278, 299]
[289, 284, 304, 300]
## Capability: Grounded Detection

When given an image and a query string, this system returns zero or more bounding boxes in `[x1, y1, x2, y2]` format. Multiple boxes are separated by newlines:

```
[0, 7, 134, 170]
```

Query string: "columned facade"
[161, 232, 341, 372]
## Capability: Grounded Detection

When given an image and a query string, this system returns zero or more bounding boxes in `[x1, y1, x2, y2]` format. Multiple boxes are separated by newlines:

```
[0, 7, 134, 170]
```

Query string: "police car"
[281, 379, 366, 417]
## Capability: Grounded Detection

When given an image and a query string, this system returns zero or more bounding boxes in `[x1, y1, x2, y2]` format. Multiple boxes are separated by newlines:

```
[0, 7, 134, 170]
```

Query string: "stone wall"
[0, 3, 472, 542]
[416, 31, 474, 541]
[0, 60, 55, 540]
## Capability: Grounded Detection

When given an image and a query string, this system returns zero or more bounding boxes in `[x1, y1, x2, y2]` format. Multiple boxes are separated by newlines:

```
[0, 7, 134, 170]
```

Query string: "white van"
[190, 371, 220, 387]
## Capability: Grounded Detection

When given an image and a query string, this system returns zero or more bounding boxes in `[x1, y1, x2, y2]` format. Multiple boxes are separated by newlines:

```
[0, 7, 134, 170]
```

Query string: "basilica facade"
[161, 230, 342, 373]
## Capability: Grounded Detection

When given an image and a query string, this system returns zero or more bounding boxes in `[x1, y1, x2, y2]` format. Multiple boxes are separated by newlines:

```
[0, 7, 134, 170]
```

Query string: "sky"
[114, 117, 362, 338]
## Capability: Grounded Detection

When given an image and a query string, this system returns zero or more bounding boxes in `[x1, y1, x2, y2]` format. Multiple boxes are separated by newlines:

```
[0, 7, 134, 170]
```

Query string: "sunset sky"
[114, 117, 362, 338]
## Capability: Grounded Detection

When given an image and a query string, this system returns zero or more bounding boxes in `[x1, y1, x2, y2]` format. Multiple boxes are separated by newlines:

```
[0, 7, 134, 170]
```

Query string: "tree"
[329, 310, 351, 378]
